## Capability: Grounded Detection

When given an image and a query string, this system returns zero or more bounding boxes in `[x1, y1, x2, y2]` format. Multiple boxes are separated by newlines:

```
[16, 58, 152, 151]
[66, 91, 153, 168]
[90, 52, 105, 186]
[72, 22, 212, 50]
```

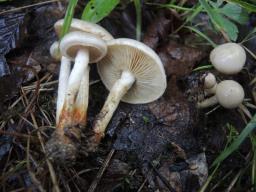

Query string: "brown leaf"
[157, 41, 204, 77]
[143, 10, 173, 49]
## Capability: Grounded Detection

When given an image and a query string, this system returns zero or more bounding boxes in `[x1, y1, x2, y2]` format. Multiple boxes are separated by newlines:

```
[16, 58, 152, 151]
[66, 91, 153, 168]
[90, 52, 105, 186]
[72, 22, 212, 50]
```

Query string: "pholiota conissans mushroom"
[197, 80, 245, 109]
[89, 38, 167, 150]
[203, 72, 217, 96]
[210, 43, 246, 75]
[46, 19, 113, 162]
[59, 31, 107, 126]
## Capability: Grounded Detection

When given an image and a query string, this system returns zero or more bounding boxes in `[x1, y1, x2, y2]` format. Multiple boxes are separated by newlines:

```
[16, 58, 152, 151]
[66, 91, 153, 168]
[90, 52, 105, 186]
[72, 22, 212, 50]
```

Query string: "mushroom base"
[45, 125, 82, 164]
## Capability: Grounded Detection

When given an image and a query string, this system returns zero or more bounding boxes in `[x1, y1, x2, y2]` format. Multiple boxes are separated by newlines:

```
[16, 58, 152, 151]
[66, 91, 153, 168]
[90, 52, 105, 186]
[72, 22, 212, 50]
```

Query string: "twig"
[87, 149, 115, 192]
[137, 177, 148, 192]
[26, 137, 45, 192]
[0, 0, 59, 15]
[0, 130, 37, 140]
[149, 162, 176, 192]
[21, 87, 60, 192]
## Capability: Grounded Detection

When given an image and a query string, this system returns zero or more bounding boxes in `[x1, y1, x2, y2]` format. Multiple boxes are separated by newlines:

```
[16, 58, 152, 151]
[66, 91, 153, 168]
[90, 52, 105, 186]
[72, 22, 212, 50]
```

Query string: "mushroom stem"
[46, 49, 90, 163]
[60, 48, 89, 127]
[197, 96, 218, 108]
[204, 84, 217, 96]
[56, 56, 71, 124]
[73, 66, 90, 125]
[93, 71, 135, 140]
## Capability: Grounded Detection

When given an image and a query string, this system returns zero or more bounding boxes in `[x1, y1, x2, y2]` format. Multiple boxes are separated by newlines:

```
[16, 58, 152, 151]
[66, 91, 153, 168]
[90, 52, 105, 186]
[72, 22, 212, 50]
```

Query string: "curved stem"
[58, 48, 89, 128]
[197, 95, 218, 108]
[93, 71, 135, 139]
[238, 104, 252, 119]
[73, 66, 90, 126]
[56, 56, 71, 124]
[204, 84, 217, 96]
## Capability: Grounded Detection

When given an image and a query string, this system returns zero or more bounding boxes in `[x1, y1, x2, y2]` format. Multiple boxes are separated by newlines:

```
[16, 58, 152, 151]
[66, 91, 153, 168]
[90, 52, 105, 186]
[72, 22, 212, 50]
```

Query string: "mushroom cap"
[60, 31, 107, 63]
[204, 72, 216, 89]
[210, 43, 246, 74]
[50, 41, 61, 61]
[97, 38, 167, 104]
[216, 80, 244, 109]
[54, 18, 113, 41]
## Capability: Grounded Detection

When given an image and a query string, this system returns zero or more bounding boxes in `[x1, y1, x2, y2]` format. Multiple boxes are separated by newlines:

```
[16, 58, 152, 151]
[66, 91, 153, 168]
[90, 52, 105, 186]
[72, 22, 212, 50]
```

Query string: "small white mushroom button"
[197, 80, 244, 109]
[210, 43, 246, 75]
[203, 72, 217, 95]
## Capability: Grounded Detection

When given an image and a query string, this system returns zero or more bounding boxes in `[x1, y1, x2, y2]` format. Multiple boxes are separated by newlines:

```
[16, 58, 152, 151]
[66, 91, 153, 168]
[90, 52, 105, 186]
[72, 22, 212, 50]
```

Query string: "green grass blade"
[185, 26, 217, 48]
[81, 0, 119, 23]
[193, 64, 213, 72]
[134, 0, 142, 41]
[211, 113, 256, 167]
[60, 0, 78, 38]
[146, 2, 193, 11]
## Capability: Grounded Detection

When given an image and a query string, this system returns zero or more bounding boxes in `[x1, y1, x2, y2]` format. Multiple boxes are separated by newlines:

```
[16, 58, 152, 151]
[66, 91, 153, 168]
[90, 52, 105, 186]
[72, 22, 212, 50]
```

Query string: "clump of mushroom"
[46, 19, 113, 162]
[210, 43, 246, 75]
[89, 38, 167, 151]
[197, 80, 244, 109]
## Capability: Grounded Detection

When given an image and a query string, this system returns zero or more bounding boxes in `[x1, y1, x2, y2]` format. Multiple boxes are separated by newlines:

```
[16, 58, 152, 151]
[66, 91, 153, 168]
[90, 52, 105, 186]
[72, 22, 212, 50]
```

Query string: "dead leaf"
[157, 41, 204, 77]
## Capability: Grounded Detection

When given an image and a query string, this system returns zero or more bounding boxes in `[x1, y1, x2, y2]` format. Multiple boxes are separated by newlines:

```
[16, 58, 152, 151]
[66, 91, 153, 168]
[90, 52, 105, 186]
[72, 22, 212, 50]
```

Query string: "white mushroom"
[52, 18, 113, 126]
[59, 31, 107, 126]
[203, 72, 217, 95]
[46, 19, 113, 162]
[91, 38, 167, 148]
[210, 43, 246, 75]
[197, 80, 244, 109]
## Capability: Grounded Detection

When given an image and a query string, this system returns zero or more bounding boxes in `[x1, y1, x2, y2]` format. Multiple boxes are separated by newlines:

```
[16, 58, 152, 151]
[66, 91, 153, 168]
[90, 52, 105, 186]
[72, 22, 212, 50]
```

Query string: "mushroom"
[197, 80, 244, 109]
[203, 72, 217, 96]
[52, 18, 113, 124]
[210, 43, 246, 75]
[59, 31, 107, 127]
[46, 19, 113, 162]
[90, 38, 167, 150]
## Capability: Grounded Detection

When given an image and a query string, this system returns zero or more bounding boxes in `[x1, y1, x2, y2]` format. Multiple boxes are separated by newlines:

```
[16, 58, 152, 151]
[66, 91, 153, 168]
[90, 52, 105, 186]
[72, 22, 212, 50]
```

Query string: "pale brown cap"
[60, 31, 107, 63]
[210, 43, 246, 74]
[216, 80, 244, 108]
[54, 18, 113, 41]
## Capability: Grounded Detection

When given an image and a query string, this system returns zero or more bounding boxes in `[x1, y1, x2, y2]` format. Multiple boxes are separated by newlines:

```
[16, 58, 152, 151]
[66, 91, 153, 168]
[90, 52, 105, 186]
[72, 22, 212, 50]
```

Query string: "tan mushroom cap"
[50, 41, 61, 61]
[210, 43, 246, 74]
[204, 73, 216, 89]
[54, 18, 113, 41]
[216, 80, 244, 109]
[60, 31, 107, 63]
[97, 38, 167, 104]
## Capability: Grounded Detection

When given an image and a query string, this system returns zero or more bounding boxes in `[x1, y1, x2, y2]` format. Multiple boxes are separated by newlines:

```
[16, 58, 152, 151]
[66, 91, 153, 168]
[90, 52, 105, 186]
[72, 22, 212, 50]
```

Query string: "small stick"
[0, 0, 59, 15]
[87, 149, 115, 192]
[26, 137, 45, 192]
[137, 177, 148, 192]
[21, 88, 60, 192]
[0, 130, 37, 140]
[149, 162, 176, 192]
